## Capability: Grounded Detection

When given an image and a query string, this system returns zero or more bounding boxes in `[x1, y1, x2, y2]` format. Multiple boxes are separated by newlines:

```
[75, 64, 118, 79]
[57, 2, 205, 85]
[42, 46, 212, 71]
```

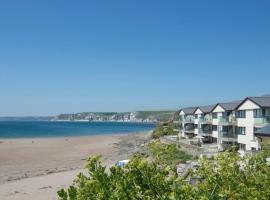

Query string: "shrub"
[58, 149, 270, 200]
[152, 123, 175, 139]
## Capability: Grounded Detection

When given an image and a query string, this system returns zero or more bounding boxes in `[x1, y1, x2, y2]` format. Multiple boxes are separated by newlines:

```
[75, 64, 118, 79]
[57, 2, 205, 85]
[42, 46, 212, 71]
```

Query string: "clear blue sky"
[0, 0, 270, 116]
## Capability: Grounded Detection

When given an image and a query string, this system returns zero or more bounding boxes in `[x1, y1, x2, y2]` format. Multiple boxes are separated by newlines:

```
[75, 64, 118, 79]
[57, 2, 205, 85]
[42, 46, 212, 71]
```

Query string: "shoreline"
[0, 130, 151, 140]
[0, 131, 153, 200]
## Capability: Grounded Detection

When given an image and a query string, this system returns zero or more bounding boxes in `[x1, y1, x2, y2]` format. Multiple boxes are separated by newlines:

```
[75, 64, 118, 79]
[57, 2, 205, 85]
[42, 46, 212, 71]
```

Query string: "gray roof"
[197, 105, 216, 113]
[261, 94, 270, 97]
[181, 107, 197, 115]
[249, 97, 270, 107]
[255, 125, 270, 136]
[219, 100, 242, 111]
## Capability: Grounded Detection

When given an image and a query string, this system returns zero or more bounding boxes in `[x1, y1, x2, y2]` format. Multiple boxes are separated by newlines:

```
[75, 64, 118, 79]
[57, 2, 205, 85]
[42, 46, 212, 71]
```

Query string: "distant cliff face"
[54, 111, 175, 122]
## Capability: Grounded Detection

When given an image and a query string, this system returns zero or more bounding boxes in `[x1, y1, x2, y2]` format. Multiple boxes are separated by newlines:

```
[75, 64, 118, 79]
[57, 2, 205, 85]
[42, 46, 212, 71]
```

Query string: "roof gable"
[237, 98, 261, 110]
[199, 105, 216, 113]
[211, 101, 241, 112]
[212, 105, 225, 113]
[194, 108, 203, 114]
[180, 107, 197, 115]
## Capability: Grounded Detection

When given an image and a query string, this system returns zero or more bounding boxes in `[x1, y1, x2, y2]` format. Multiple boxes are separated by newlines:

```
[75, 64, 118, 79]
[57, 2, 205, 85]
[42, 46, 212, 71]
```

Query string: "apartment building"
[194, 105, 215, 143]
[210, 101, 241, 150]
[178, 96, 270, 151]
[235, 97, 270, 151]
[179, 107, 196, 138]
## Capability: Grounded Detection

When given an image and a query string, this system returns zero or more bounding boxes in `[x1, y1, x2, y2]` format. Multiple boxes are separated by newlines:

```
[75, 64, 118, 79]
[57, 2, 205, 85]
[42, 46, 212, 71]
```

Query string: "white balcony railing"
[219, 131, 237, 142]
[218, 116, 236, 125]
[199, 117, 212, 124]
[254, 117, 270, 126]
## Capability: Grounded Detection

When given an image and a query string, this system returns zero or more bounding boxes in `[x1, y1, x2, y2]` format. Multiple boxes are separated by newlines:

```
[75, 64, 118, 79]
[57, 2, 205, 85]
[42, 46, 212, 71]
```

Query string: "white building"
[235, 97, 270, 151]
[211, 101, 241, 150]
[179, 107, 196, 138]
[194, 105, 216, 143]
[178, 96, 270, 151]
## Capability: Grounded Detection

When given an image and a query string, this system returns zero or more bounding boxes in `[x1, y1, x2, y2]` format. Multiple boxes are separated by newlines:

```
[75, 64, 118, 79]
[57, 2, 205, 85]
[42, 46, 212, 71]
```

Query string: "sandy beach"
[0, 132, 151, 200]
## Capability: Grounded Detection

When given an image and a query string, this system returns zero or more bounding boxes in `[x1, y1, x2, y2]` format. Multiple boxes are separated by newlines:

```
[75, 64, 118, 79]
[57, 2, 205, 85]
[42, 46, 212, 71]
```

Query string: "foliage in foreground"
[58, 149, 270, 200]
[58, 155, 193, 200]
[148, 141, 193, 166]
[152, 123, 176, 139]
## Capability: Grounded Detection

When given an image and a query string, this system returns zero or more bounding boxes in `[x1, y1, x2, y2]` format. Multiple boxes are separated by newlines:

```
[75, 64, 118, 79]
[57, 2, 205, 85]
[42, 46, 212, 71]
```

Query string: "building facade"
[178, 96, 270, 151]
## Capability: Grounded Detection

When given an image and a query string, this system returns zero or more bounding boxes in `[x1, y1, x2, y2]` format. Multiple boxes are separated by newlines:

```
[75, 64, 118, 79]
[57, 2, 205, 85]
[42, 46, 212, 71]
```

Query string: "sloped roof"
[211, 100, 242, 112]
[197, 105, 216, 113]
[219, 100, 242, 111]
[255, 125, 270, 136]
[181, 107, 197, 115]
[248, 97, 270, 107]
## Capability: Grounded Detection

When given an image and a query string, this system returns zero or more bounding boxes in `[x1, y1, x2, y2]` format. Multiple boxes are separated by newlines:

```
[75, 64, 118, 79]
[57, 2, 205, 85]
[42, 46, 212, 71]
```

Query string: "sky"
[0, 0, 270, 116]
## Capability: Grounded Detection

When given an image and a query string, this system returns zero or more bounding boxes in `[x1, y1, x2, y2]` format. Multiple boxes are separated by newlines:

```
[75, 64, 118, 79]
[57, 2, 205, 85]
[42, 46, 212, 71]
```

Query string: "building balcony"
[199, 117, 212, 124]
[199, 128, 212, 136]
[218, 116, 236, 125]
[254, 117, 270, 127]
[219, 131, 237, 142]
[183, 118, 194, 124]
[184, 127, 195, 133]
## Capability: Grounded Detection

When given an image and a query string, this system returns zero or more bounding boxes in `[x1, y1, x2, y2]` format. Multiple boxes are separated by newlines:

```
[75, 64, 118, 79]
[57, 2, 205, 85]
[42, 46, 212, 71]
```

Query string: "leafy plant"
[152, 123, 176, 139]
[58, 148, 270, 200]
[148, 141, 193, 166]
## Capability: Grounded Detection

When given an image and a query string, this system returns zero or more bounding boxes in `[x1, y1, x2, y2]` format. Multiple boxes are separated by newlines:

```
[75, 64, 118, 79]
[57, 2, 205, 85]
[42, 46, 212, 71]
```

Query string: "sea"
[0, 121, 155, 138]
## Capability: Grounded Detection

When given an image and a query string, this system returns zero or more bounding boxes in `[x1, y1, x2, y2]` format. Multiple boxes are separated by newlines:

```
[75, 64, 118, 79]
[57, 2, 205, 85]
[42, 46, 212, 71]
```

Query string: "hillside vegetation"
[58, 147, 270, 200]
[55, 111, 175, 122]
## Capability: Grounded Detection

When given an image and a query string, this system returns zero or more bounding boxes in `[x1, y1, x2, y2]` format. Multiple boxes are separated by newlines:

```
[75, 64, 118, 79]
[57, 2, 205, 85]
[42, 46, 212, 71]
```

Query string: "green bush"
[148, 141, 193, 166]
[58, 149, 270, 200]
[58, 155, 194, 200]
[152, 123, 175, 139]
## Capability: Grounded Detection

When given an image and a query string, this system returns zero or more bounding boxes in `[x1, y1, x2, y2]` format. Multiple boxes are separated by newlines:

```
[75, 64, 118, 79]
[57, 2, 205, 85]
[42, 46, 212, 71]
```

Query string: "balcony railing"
[183, 118, 194, 123]
[254, 116, 270, 126]
[184, 125, 195, 133]
[199, 117, 212, 124]
[219, 131, 237, 142]
[199, 128, 212, 136]
[218, 116, 236, 125]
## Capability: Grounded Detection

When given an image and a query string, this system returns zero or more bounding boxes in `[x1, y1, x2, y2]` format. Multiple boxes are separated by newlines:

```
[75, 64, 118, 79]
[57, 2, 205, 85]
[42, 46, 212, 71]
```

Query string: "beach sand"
[0, 132, 151, 200]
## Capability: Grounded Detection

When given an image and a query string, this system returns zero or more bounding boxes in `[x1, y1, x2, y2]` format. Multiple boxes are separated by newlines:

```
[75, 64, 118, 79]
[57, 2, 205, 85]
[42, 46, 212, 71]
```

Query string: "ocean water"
[0, 121, 155, 138]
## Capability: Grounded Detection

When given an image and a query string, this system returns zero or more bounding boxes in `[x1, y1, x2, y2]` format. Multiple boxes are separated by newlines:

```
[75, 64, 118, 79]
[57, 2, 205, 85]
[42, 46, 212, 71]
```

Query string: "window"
[222, 111, 231, 117]
[236, 126, 246, 135]
[236, 110, 246, 118]
[194, 124, 198, 129]
[253, 109, 265, 118]
[254, 127, 260, 133]
[239, 143, 246, 151]
[212, 125, 217, 131]
[222, 126, 229, 132]
[194, 114, 198, 119]
[212, 113, 217, 119]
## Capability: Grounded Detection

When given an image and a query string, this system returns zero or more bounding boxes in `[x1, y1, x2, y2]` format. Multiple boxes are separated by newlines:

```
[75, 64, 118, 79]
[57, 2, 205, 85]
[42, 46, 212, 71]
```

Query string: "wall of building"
[237, 100, 260, 150]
